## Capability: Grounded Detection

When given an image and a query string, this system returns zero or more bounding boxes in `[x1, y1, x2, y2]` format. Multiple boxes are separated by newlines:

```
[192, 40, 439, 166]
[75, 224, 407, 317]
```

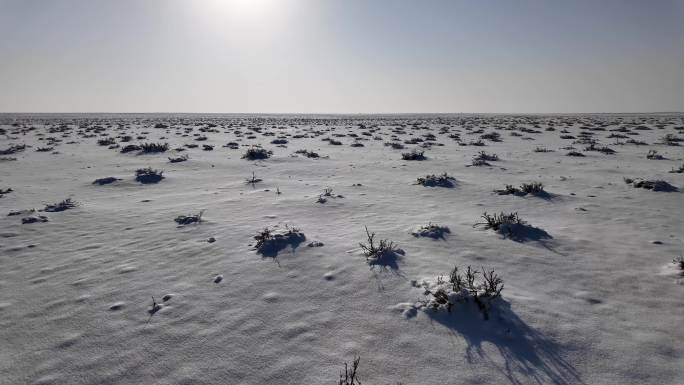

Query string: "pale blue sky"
[1, 0, 683, 113]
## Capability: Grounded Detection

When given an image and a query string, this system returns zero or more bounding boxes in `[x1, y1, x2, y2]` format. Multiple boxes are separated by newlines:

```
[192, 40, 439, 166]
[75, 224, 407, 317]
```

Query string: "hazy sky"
[1, 0, 683, 113]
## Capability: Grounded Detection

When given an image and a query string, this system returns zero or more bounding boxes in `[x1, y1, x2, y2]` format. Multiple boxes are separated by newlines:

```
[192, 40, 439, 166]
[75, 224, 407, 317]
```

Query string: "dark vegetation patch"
[416, 173, 456, 188]
[135, 167, 164, 184]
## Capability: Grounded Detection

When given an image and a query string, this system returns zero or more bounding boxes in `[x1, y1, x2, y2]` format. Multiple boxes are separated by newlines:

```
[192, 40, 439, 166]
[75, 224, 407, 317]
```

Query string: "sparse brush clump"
[474, 212, 527, 239]
[338, 357, 361, 385]
[519, 182, 545, 194]
[660, 134, 682, 146]
[473, 151, 499, 161]
[174, 210, 204, 225]
[139, 142, 169, 154]
[411, 223, 451, 239]
[646, 150, 665, 160]
[422, 265, 504, 319]
[336, 357, 401, 385]
[44, 198, 77, 212]
[584, 144, 616, 154]
[626, 139, 648, 146]
[669, 164, 684, 174]
[0, 144, 26, 155]
[416, 172, 456, 188]
[470, 151, 498, 166]
[359, 226, 402, 265]
[97, 138, 116, 146]
[401, 149, 426, 160]
[624, 178, 677, 192]
[316, 187, 343, 203]
[672, 256, 684, 271]
[471, 158, 490, 166]
[245, 171, 262, 185]
[120, 144, 142, 153]
[135, 167, 164, 184]
[385, 141, 405, 149]
[242, 146, 272, 160]
[168, 154, 189, 163]
[22, 215, 49, 224]
[92, 177, 120, 185]
[294, 149, 319, 158]
[480, 131, 502, 141]
[497, 182, 546, 196]
[496, 184, 521, 195]
[253, 225, 306, 257]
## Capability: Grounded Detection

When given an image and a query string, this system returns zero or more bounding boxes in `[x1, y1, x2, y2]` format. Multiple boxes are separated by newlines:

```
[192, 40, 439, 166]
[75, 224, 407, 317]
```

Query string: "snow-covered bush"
[22, 215, 49, 224]
[673, 256, 684, 271]
[44, 198, 77, 212]
[254, 225, 306, 257]
[174, 210, 204, 225]
[93, 177, 120, 185]
[475, 212, 523, 232]
[495, 182, 545, 196]
[624, 178, 677, 192]
[401, 149, 426, 161]
[416, 173, 456, 188]
[473, 150, 498, 162]
[421, 265, 504, 319]
[120, 144, 141, 153]
[294, 149, 319, 158]
[411, 223, 450, 239]
[316, 187, 343, 203]
[169, 154, 189, 163]
[359, 226, 402, 266]
[139, 142, 169, 153]
[135, 167, 164, 184]
[242, 146, 272, 160]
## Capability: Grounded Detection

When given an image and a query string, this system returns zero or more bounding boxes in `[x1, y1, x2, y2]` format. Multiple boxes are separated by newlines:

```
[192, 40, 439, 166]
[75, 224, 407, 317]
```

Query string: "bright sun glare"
[208, 0, 273, 14]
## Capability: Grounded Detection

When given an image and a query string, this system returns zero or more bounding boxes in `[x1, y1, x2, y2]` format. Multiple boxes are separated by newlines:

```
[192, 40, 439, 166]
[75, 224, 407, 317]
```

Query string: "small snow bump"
[118, 265, 137, 274]
[263, 292, 279, 302]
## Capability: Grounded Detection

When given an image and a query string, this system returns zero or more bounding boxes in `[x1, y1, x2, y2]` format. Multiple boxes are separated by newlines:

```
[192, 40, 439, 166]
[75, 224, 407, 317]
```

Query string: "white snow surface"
[1, 113, 683, 385]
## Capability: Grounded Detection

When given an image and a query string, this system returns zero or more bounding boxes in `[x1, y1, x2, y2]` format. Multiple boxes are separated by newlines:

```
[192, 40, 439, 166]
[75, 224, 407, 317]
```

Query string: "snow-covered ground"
[1, 114, 683, 385]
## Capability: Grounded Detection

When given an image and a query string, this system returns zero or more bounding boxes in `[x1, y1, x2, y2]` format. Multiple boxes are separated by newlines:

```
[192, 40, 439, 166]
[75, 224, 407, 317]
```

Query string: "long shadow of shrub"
[501, 223, 553, 242]
[624, 178, 678, 192]
[360, 226, 404, 271]
[474, 212, 552, 243]
[426, 299, 584, 385]
[495, 183, 555, 201]
[254, 225, 306, 258]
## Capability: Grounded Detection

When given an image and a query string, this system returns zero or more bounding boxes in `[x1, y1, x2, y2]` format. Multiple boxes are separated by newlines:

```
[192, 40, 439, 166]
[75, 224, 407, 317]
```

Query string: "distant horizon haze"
[1, 0, 683, 113]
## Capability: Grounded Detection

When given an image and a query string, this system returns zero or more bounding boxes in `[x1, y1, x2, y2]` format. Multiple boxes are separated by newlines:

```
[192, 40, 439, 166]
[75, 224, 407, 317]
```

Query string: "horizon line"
[1, 111, 683, 116]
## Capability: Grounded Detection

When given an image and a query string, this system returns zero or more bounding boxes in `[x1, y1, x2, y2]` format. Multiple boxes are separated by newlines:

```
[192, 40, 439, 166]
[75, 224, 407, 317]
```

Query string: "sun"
[207, 0, 273, 15]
